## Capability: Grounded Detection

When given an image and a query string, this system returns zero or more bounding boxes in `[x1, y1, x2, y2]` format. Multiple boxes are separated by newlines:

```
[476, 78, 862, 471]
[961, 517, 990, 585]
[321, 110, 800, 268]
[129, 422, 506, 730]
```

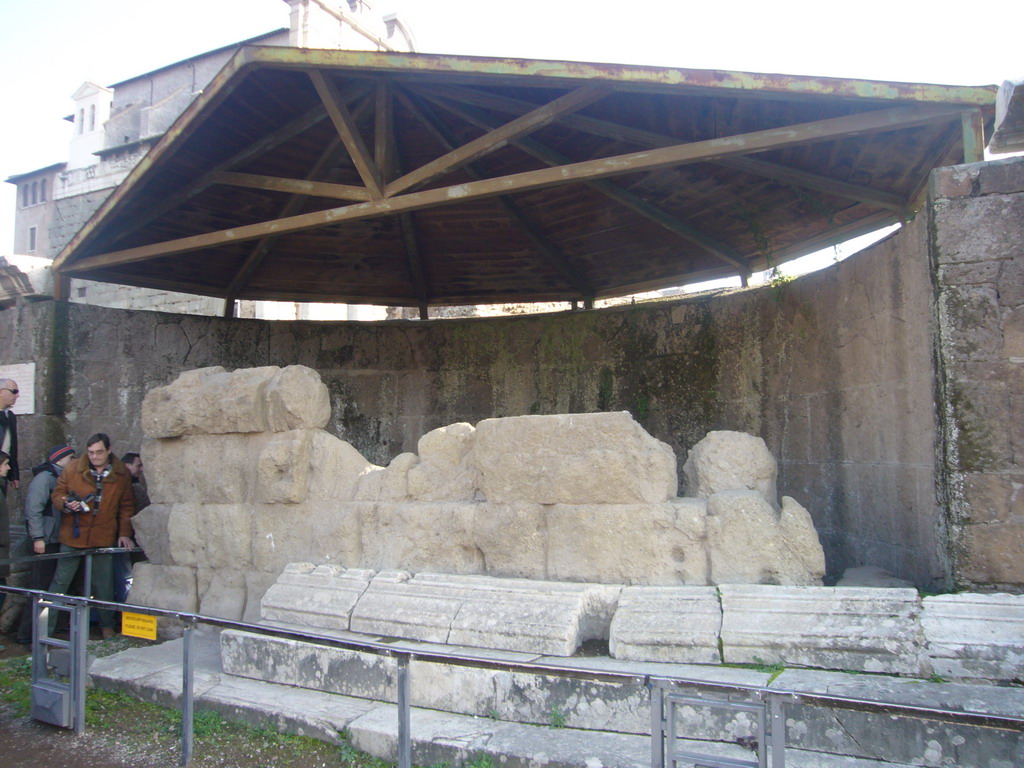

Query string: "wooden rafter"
[65, 102, 967, 274]
[421, 92, 753, 279]
[414, 83, 912, 213]
[383, 82, 612, 198]
[212, 171, 371, 202]
[309, 70, 384, 198]
[397, 89, 596, 301]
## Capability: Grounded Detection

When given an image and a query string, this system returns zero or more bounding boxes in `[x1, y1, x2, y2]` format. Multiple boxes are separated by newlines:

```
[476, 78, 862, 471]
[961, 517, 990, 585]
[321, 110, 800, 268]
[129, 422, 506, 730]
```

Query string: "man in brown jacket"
[49, 433, 136, 637]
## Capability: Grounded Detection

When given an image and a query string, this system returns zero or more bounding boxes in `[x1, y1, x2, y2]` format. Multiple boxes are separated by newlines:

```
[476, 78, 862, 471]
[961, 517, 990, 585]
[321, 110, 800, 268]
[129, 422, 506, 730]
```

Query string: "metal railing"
[2, 555, 1024, 768]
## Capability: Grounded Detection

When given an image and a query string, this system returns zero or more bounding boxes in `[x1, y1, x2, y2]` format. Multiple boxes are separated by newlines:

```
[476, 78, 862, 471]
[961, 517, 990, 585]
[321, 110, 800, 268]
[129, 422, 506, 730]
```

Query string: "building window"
[78, 109, 85, 134]
[77, 286, 87, 298]
[28, 227, 37, 252]
[31, 181, 38, 205]
[40, 179, 47, 201]
[89, 104, 96, 131]
[22, 185, 29, 207]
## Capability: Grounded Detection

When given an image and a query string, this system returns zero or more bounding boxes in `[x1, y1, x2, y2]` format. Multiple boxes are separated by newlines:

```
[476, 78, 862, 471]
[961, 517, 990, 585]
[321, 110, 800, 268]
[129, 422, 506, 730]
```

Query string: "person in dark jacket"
[48, 433, 135, 637]
[0, 380, 20, 591]
[16, 445, 76, 644]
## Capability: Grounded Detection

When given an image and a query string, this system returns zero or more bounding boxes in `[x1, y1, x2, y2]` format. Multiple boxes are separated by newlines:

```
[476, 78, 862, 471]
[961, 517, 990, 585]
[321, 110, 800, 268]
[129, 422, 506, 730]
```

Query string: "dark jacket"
[52, 455, 134, 548]
[24, 461, 62, 543]
[0, 409, 17, 483]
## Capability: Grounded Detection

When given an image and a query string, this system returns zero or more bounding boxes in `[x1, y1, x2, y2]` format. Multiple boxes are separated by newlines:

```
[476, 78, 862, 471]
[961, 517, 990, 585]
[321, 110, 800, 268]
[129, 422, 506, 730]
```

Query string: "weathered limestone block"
[706, 492, 824, 585]
[259, 430, 375, 504]
[129, 562, 199, 638]
[608, 586, 722, 663]
[131, 503, 173, 565]
[198, 567, 247, 621]
[359, 501, 482, 574]
[252, 502, 361, 574]
[472, 502, 547, 579]
[348, 571, 617, 655]
[922, 593, 1024, 682]
[221, 630, 395, 701]
[546, 500, 708, 584]
[407, 423, 480, 501]
[166, 503, 254, 570]
[243, 570, 279, 625]
[354, 453, 417, 502]
[144, 434, 264, 504]
[142, 365, 329, 437]
[473, 412, 677, 504]
[720, 585, 928, 675]
[683, 430, 777, 503]
[261, 563, 375, 631]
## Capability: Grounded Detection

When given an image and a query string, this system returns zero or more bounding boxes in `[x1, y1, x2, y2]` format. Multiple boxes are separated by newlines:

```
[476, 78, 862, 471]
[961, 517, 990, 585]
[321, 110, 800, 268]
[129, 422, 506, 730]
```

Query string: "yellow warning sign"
[122, 612, 157, 640]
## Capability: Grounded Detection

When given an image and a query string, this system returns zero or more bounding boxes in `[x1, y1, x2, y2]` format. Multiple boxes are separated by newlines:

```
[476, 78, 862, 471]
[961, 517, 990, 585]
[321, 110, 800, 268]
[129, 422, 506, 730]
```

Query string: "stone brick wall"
[0, 212, 945, 587]
[931, 157, 1024, 590]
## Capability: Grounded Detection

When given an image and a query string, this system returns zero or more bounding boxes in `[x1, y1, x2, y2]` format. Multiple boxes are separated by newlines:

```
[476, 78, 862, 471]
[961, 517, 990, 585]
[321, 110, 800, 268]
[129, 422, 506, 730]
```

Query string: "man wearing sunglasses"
[0, 378, 19, 594]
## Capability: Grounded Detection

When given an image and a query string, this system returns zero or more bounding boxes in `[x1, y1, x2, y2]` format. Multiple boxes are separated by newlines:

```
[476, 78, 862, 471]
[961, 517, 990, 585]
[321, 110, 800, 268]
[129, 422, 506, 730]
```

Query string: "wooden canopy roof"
[54, 47, 996, 316]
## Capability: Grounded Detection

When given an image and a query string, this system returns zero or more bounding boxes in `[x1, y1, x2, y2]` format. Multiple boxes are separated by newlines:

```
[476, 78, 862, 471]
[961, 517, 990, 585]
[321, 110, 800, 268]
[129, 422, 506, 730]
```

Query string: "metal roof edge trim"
[241, 45, 998, 107]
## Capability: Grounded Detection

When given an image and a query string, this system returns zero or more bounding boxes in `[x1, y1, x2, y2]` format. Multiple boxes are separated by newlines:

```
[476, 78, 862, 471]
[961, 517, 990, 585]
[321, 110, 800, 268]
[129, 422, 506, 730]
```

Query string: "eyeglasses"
[1, 388, 17, 395]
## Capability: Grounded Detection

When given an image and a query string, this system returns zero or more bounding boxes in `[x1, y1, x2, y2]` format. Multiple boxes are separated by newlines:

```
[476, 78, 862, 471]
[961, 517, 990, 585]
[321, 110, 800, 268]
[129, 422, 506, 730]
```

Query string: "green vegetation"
[0, 649, 398, 767]
[723, 656, 786, 684]
[548, 705, 567, 729]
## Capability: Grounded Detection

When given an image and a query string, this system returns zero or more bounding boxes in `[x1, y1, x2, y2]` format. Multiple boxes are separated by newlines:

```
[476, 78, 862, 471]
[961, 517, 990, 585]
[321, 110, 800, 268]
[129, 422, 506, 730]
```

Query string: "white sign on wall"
[0, 362, 36, 415]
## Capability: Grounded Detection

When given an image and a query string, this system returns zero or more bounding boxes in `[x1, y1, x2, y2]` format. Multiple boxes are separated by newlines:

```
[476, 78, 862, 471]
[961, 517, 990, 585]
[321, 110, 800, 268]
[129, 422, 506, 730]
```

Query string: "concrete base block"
[922, 593, 1024, 683]
[720, 585, 928, 675]
[608, 586, 722, 663]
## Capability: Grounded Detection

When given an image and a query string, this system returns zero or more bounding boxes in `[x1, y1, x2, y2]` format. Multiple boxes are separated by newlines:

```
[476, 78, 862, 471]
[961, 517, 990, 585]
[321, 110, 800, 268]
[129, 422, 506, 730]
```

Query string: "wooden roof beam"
[310, 70, 384, 198]
[397, 89, 595, 301]
[415, 83, 911, 213]
[383, 82, 611, 198]
[424, 93, 753, 279]
[65, 103, 968, 273]
[211, 171, 371, 202]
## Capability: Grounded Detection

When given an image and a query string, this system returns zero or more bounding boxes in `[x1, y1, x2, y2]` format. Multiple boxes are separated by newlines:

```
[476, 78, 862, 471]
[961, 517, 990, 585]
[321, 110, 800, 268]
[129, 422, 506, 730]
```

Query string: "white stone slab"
[608, 586, 722, 663]
[922, 592, 1024, 682]
[260, 563, 376, 631]
[720, 585, 927, 675]
[349, 571, 616, 655]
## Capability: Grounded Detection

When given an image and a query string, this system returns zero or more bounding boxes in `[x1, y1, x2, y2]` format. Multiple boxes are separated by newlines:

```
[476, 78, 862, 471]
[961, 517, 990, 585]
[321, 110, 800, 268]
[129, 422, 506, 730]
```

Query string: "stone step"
[217, 624, 1024, 767]
[89, 634, 925, 768]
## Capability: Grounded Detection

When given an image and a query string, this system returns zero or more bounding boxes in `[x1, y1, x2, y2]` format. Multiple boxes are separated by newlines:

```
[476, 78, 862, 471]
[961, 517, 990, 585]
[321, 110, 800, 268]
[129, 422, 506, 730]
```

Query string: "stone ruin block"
[345, 570, 619, 655]
[407, 422, 480, 501]
[127, 562, 198, 640]
[719, 584, 928, 675]
[261, 563, 375, 631]
[922, 593, 1024, 683]
[473, 411, 678, 504]
[144, 430, 374, 507]
[707, 493, 825, 585]
[142, 364, 330, 438]
[683, 430, 777, 503]
[546, 500, 708, 584]
[609, 585, 722, 663]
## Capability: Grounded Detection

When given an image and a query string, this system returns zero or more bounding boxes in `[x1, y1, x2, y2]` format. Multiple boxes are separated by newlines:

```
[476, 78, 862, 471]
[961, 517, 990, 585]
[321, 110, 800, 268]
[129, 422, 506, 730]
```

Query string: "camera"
[66, 491, 97, 513]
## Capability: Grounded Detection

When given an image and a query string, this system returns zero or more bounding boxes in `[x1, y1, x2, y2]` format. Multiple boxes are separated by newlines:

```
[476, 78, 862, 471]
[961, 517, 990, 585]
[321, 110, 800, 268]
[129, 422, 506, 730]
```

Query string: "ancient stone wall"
[0, 220, 941, 588]
[931, 157, 1024, 590]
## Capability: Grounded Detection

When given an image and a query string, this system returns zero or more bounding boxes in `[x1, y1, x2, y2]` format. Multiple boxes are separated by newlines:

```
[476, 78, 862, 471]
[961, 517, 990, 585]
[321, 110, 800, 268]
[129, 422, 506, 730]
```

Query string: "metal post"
[769, 694, 786, 768]
[83, 551, 93, 634]
[73, 602, 88, 735]
[396, 653, 411, 768]
[181, 624, 195, 766]
[650, 683, 664, 768]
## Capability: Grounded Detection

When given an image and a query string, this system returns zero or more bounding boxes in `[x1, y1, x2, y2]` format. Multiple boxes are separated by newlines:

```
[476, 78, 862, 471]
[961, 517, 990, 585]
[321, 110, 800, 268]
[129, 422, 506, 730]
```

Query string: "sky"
[1, 0, 1022, 260]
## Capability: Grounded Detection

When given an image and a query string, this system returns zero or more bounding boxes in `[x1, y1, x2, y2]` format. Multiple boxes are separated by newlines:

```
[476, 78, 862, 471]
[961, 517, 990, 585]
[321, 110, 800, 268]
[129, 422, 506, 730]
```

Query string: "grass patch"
[0, 649, 399, 767]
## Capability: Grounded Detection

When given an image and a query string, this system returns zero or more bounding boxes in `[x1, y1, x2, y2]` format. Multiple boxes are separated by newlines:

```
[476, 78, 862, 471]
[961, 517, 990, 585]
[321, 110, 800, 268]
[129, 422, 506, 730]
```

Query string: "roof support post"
[962, 109, 985, 163]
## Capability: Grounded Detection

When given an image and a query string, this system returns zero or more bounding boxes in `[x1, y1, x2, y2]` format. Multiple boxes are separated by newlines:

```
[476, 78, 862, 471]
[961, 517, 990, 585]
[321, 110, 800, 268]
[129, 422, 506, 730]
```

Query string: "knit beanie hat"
[49, 445, 75, 464]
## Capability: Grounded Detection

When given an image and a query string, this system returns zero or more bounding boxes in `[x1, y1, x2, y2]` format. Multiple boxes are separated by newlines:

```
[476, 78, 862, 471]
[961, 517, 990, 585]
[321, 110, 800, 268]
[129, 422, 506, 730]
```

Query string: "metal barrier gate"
[650, 680, 787, 768]
[29, 596, 90, 732]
